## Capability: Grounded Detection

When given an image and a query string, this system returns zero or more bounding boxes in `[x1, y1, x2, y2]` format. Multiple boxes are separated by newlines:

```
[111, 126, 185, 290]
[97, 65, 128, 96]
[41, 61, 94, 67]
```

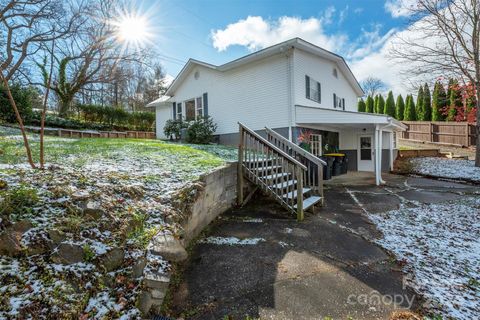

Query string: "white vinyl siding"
[155, 106, 172, 139]
[171, 53, 290, 134]
[293, 49, 358, 112]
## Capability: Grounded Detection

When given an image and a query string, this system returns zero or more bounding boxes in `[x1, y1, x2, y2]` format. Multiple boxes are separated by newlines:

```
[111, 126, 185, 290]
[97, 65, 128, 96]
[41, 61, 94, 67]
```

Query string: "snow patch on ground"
[369, 197, 480, 319]
[201, 236, 266, 246]
[410, 157, 480, 182]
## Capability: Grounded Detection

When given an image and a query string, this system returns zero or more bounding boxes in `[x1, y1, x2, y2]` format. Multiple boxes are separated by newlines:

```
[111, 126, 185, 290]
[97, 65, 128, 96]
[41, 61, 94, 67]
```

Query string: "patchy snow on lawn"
[369, 197, 480, 319]
[410, 157, 480, 182]
[0, 126, 230, 318]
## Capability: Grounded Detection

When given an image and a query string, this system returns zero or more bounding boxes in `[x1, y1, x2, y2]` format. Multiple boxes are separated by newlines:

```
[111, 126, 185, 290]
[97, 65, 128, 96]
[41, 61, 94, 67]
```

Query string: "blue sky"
[139, 0, 416, 93]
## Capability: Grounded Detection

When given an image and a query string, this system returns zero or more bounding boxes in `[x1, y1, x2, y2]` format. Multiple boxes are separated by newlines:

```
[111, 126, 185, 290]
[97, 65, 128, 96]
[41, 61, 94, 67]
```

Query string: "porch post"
[389, 132, 394, 171]
[378, 127, 385, 184]
[374, 125, 380, 186]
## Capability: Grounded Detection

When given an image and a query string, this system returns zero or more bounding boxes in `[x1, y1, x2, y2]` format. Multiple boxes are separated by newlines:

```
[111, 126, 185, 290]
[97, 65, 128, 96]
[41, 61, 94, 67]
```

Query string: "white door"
[358, 135, 374, 171]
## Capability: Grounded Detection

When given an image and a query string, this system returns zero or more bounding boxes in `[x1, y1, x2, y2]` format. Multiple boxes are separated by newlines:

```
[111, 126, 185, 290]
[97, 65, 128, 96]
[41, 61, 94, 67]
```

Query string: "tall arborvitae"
[422, 83, 432, 121]
[377, 95, 385, 114]
[395, 94, 405, 120]
[404, 94, 416, 121]
[416, 85, 424, 120]
[357, 98, 366, 112]
[448, 79, 461, 121]
[365, 95, 374, 113]
[432, 81, 447, 121]
[374, 94, 380, 113]
[447, 78, 454, 101]
[384, 91, 395, 116]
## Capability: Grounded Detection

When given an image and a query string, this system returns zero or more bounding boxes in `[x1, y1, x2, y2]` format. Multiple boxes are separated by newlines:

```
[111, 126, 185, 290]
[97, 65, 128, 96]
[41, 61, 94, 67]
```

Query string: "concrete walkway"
[168, 174, 478, 320]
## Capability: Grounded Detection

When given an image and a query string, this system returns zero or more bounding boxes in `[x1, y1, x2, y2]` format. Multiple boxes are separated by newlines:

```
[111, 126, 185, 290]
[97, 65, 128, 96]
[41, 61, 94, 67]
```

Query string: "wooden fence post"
[429, 122, 433, 142]
[465, 122, 470, 146]
[237, 124, 244, 206]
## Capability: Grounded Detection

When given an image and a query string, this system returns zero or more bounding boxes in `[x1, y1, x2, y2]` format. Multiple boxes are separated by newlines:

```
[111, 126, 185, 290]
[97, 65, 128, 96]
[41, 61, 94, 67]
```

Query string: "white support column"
[374, 125, 380, 186]
[389, 132, 394, 171]
[378, 127, 385, 184]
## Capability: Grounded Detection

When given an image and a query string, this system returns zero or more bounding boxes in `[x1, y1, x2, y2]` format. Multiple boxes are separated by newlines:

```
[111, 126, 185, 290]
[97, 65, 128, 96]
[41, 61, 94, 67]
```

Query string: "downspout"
[287, 47, 295, 141]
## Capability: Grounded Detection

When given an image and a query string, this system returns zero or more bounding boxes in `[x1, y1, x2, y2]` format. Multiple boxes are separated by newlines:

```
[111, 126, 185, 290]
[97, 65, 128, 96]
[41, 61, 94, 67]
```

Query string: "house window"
[305, 75, 321, 103]
[333, 94, 345, 110]
[179, 96, 204, 121]
[177, 103, 182, 120]
[196, 97, 203, 118]
[310, 134, 322, 157]
[333, 68, 338, 78]
[393, 132, 397, 149]
[185, 99, 196, 121]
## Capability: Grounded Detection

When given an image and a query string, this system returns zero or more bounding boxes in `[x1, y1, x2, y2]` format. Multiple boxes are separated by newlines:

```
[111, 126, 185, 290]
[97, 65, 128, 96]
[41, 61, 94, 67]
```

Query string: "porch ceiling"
[295, 105, 406, 131]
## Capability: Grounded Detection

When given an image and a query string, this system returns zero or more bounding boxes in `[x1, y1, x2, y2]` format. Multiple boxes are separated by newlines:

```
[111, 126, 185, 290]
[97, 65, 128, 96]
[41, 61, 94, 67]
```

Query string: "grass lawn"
[0, 126, 236, 319]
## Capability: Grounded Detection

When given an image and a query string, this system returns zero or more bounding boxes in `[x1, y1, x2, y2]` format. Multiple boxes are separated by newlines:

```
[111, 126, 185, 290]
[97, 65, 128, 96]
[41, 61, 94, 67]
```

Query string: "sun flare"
[111, 11, 152, 49]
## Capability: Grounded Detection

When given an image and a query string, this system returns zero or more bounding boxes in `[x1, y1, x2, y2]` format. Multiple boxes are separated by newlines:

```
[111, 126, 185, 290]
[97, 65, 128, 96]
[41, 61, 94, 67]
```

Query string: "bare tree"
[360, 76, 386, 97]
[0, 0, 79, 168]
[390, 0, 480, 166]
[38, 0, 153, 116]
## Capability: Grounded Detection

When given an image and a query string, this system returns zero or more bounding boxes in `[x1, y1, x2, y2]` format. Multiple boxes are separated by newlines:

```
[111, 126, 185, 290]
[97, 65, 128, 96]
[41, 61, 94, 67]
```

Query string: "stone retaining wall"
[139, 162, 238, 315]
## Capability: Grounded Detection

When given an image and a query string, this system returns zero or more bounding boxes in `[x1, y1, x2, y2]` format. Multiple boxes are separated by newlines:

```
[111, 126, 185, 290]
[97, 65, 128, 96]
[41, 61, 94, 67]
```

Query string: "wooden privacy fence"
[401, 121, 477, 147]
[20, 126, 156, 139]
[57, 129, 155, 139]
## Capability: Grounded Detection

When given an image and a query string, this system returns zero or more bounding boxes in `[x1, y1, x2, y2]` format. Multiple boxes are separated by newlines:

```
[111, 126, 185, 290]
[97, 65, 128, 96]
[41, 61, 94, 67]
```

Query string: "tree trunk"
[40, 40, 56, 169]
[476, 82, 480, 167]
[0, 73, 36, 169]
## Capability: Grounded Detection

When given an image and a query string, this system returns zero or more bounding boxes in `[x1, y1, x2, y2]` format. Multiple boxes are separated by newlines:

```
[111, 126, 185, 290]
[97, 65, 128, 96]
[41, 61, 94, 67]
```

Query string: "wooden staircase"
[237, 123, 326, 221]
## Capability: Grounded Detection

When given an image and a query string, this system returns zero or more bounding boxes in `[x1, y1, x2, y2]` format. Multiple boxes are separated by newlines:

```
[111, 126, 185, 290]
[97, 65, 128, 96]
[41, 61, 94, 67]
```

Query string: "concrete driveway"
[167, 174, 478, 320]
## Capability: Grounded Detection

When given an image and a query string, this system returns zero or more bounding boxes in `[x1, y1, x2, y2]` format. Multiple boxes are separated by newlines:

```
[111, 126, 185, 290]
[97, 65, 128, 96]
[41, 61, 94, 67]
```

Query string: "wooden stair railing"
[237, 122, 322, 221]
[265, 127, 326, 205]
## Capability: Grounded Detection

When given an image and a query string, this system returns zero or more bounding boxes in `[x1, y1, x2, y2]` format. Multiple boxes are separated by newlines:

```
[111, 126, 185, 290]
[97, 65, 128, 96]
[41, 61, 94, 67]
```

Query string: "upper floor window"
[333, 93, 345, 110]
[333, 68, 338, 78]
[305, 75, 321, 103]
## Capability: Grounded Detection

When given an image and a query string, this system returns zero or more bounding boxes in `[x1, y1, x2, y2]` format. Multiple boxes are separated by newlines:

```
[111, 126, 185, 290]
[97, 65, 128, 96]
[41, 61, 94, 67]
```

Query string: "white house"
[147, 38, 406, 184]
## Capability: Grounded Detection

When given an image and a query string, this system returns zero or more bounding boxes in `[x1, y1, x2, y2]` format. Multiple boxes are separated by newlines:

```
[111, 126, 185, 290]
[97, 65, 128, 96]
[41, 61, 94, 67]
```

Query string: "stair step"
[262, 172, 290, 181]
[294, 196, 322, 211]
[282, 188, 311, 200]
[272, 179, 297, 190]
[256, 165, 282, 173]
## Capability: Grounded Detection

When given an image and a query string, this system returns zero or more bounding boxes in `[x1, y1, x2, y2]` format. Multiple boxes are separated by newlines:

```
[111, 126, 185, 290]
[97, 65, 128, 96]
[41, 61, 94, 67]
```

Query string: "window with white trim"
[305, 75, 321, 103]
[178, 96, 204, 121]
[176, 103, 182, 120]
[310, 134, 322, 156]
[333, 94, 345, 110]
[196, 97, 203, 117]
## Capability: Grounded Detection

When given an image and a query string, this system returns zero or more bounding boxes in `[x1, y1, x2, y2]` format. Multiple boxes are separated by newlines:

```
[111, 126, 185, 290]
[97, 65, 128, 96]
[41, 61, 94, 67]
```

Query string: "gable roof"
[165, 38, 364, 96]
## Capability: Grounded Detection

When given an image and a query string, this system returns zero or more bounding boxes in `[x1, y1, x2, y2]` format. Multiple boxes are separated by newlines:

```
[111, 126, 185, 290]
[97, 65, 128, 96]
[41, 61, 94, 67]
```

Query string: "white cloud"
[385, 0, 417, 18]
[211, 14, 346, 53]
[338, 5, 349, 25]
[353, 7, 364, 14]
[210, 4, 456, 96]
